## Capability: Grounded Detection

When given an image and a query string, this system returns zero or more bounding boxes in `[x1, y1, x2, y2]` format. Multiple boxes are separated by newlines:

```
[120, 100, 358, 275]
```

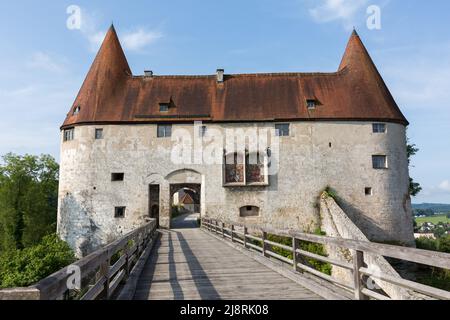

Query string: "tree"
[407, 140, 422, 197]
[438, 235, 450, 253]
[0, 153, 59, 251]
[0, 234, 75, 288]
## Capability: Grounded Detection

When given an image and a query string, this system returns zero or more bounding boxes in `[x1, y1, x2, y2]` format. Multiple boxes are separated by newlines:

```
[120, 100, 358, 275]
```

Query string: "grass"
[415, 214, 450, 226]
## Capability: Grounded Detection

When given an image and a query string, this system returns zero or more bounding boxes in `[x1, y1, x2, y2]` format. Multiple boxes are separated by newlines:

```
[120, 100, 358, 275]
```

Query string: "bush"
[415, 237, 438, 251]
[0, 234, 75, 288]
[267, 229, 332, 276]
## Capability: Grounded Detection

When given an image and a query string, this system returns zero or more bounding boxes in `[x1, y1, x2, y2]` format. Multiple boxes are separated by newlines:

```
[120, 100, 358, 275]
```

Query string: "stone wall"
[320, 193, 422, 300]
[57, 121, 414, 256]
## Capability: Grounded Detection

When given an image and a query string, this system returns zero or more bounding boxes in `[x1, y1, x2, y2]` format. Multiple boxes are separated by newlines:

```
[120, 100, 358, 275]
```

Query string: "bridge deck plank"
[133, 228, 323, 300]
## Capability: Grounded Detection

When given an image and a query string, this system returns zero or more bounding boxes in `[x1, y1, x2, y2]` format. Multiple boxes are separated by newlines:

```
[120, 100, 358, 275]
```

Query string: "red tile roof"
[62, 27, 408, 128]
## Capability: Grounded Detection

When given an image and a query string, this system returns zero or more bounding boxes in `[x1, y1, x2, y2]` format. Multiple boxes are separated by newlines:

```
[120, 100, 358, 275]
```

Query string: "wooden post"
[353, 250, 367, 300]
[231, 224, 235, 243]
[262, 231, 267, 257]
[292, 237, 298, 271]
[215, 220, 219, 234]
[100, 257, 110, 299]
[244, 227, 248, 248]
[221, 222, 225, 238]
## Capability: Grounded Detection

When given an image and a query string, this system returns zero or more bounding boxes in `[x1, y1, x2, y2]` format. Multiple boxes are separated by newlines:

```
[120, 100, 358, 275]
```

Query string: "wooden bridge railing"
[0, 219, 158, 300]
[201, 217, 450, 300]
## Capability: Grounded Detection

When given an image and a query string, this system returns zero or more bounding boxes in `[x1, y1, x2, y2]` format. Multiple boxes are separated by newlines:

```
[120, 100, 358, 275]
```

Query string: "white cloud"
[28, 52, 66, 73]
[439, 180, 450, 192]
[122, 28, 163, 52]
[307, 0, 368, 29]
[86, 28, 162, 53]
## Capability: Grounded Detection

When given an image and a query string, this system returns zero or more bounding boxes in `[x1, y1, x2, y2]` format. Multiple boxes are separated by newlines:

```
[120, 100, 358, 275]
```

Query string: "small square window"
[157, 124, 172, 138]
[115, 207, 126, 218]
[372, 155, 387, 169]
[63, 128, 74, 141]
[199, 125, 207, 137]
[275, 124, 290, 137]
[306, 99, 317, 109]
[111, 173, 124, 181]
[373, 123, 386, 133]
[95, 128, 103, 139]
[159, 103, 169, 112]
[365, 187, 373, 196]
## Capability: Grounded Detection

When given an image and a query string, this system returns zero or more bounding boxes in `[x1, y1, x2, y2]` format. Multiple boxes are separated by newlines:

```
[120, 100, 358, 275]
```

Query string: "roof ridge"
[131, 71, 345, 79]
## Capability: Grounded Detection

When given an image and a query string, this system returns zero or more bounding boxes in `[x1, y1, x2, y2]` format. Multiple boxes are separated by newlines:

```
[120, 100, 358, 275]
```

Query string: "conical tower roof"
[63, 25, 131, 126]
[338, 30, 408, 125]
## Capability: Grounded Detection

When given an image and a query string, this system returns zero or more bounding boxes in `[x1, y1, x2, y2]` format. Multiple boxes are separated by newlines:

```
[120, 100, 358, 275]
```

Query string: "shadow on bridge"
[134, 229, 220, 300]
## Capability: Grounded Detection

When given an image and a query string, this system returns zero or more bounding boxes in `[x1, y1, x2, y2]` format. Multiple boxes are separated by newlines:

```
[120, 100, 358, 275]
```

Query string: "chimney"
[216, 69, 224, 83]
[144, 70, 153, 77]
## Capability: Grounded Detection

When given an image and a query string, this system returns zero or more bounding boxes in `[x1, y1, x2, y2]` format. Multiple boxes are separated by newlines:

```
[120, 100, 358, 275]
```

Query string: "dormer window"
[306, 99, 317, 109]
[73, 106, 81, 115]
[159, 103, 169, 112]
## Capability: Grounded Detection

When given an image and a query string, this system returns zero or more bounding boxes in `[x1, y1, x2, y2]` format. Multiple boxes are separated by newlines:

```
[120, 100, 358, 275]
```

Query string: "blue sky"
[0, 0, 449, 203]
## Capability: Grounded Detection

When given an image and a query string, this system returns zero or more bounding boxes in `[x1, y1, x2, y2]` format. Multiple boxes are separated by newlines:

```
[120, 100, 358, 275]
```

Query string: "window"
[224, 151, 268, 186]
[73, 106, 81, 115]
[372, 155, 387, 169]
[159, 103, 169, 112]
[275, 124, 290, 137]
[63, 128, 74, 141]
[95, 128, 103, 139]
[224, 152, 245, 184]
[199, 125, 207, 137]
[114, 207, 126, 218]
[157, 124, 172, 138]
[365, 187, 373, 196]
[111, 173, 124, 181]
[306, 99, 317, 109]
[239, 206, 260, 217]
[246, 153, 265, 184]
[373, 123, 386, 133]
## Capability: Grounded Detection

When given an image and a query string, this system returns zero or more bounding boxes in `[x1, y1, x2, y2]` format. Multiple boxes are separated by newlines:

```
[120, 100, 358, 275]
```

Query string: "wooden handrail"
[201, 217, 450, 300]
[0, 219, 157, 300]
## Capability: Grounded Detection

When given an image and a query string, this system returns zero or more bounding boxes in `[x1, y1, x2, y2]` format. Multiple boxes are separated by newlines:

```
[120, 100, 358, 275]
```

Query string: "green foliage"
[171, 205, 183, 218]
[415, 235, 450, 291]
[323, 186, 338, 200]
[417, 269, 450, 292]
[409, 178, 422, 197]
[437, 235, 450, 253]
[416, 235, 450, 253]
[267, 228, 332, 276]
[415, 237, 438, 251]
[0, 234, 75, 288]
[0, 153, 59, 251]
[406, 139, 422, 197]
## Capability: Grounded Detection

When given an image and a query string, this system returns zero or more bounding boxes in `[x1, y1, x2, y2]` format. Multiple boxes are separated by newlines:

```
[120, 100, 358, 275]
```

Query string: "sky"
[0, 0, 449, 204]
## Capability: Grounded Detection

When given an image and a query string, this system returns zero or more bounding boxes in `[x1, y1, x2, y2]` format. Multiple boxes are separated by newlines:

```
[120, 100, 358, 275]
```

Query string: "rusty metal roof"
[62, 26, 408, 128]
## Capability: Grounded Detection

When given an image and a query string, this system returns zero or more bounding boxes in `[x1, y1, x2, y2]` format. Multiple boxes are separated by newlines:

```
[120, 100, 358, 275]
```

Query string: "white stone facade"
[57, 121, 415, 256]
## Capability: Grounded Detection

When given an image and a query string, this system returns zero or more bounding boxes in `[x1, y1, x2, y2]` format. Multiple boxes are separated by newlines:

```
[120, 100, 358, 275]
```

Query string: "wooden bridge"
[1, 215, 450, 300]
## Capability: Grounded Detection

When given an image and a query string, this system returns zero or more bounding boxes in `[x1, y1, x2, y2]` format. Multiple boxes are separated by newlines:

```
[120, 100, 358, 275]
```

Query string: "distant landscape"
[412, 203, 450, 212]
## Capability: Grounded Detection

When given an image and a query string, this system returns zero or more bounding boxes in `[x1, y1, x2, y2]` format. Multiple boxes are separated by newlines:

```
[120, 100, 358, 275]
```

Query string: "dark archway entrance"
[149, 184, 160, 227]
[170, 183, 201, 229]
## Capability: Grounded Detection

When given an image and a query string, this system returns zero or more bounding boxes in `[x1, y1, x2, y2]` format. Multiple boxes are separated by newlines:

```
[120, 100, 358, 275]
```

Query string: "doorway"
[170, 183, 201, 228]
[149, 184, 160, 227]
